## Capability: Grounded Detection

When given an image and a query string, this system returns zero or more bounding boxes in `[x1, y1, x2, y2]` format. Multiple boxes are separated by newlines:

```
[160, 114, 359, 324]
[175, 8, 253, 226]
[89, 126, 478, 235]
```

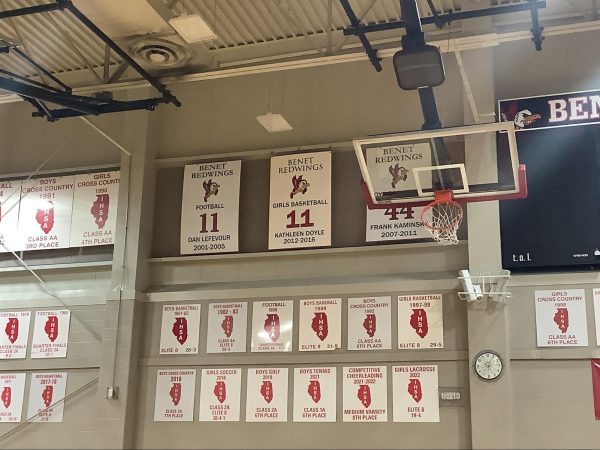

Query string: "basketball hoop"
[420, 190, 464, 245]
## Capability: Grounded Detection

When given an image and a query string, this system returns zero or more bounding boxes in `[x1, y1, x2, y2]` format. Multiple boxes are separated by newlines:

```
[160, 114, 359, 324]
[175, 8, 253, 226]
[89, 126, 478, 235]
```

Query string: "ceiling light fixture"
[168, 14, 217, 43]
[256, 112, 293, 133]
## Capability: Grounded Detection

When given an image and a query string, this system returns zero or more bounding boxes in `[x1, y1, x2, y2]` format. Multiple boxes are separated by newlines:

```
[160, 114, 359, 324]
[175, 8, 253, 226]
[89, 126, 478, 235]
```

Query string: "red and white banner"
[366, 206, 429, 242]
[393, 365, 439, 422]
[342, 366, 388, 422]
[246, 368, 288, 422]
[0, 373, 26, 422]
[0, 311, 31, 359]
[17, 176, 74, 251]
[180, 160, 241, 255]
[31, 310, 70, 359]
[206, 302, 247, 353]
[268, 151, 331, 250]
[0, 179, 22, 253]
[154, 369, 196, 422]
[70, 171, 120, 247]
[293, 367, 336, 422]
[347, 296, 392, 350]
[593, 359, 600, 420]
[199, 368, 241, 422]
[594, 289, 600, 346]
[159, 304, 201, 355]
[535, 289, 588, 347]
[251, 300, 293, 352]
[27, 372, 67, 422]
[298, 298, 341, 351]
[398, 294, 444, 349]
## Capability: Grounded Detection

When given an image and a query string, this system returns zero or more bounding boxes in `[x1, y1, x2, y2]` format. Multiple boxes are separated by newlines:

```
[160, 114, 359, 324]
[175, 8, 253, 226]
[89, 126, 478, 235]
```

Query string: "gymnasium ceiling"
[0, 0, 597, 97]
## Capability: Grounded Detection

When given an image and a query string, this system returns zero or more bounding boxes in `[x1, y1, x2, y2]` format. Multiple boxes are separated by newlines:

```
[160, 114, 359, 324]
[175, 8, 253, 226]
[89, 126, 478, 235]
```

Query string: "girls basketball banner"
[154, 369, 196, 422]
[298, 298, 341, 351]
[31, 310, 70, 358]
[159, 304, 201, 355]
[17, 176, 74, 251]
[246, 368, 288, 422]
[347, 296, 392, 351]
[180, 160, 241, 255]
[535, 289, 588, 347]
[268, 151, 331, 250]
[199, 368, 241, 422]
[0, 311, 30, 359]
[251, 300, 293, 352]
[0, 179, 22, 253]
[393, 365, 440, 422]
[342, 366, 387, 422]
[293, 367, 336, 422]
[70, 171, 120, 247]
[499, 89, 600, 131]
[0, 373, 26, 422]
[27, 372, 67, 422]
[206, 302, 247, 353]
[398, 294, 444, 349]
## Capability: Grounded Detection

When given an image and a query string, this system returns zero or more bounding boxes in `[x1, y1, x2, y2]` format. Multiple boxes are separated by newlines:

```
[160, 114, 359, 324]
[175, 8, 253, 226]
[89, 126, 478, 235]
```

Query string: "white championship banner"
[159, 304, 201, 355]
[595, 288, 600, 346]
[293, 367, 336, 422]
[298, 298, 341, 352]
[31, 310, 70, 359]
[347, 296, 392, 351]
[17, 176, 74, 251]
[398, 294, 444, 349]
[268, 151, 331, 249]
[199, 368, 242, 422]
[0, 311, 31, 359]
[535, 289, 588, 347]
[180, 160, 241, 255]
[251, 300, 293, 352]
[246, 368, 288, 422]
[0, 373, 26, 423]
[365, 142, 431, 243]
[206, 302, 247, 353]
[27, 372, 67, 422]
[342, 366, 388, 422]
[0, 179, 22, 253]
[70, 171, 120, 247]
[154, 369, 196, 422]
[393, 365, 440, 422]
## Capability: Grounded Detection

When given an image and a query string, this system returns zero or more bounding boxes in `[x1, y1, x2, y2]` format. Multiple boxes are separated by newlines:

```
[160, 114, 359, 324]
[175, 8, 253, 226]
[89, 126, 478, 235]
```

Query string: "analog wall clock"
[473, 350, 504, 381]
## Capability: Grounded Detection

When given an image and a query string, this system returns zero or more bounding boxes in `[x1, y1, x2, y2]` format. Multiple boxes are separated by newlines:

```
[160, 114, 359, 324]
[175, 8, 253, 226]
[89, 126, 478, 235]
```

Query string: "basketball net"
[420, 190, 464, 245]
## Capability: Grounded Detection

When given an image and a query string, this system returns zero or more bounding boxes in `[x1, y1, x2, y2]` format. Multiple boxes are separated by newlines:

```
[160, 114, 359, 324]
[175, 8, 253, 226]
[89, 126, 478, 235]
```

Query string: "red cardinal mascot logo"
[5, 317, 18, 344]
[214, 381, 226, 404]
[410, 309, 429, 338]
[554, 308, 569, 333]
[44, 316, 59, 342]
[357, 385, 371, 408]
[90, 194, 109, 229]
[169, 383, 182, 406]
[260, 381, 273, 403]
[363, 314, 376, 338]
[264, 314, 280, 342]
[408, 378, 423, 403]
[172, 317, 188, 345]
[311, 312, 328, 341]
[221, 315, 234, 338]
[308, 380, 321, 404]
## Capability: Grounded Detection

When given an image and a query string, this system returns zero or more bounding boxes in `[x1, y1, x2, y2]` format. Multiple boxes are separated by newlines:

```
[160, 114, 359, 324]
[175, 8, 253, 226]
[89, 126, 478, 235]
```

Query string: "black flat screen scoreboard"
[499, 90, 600, 271]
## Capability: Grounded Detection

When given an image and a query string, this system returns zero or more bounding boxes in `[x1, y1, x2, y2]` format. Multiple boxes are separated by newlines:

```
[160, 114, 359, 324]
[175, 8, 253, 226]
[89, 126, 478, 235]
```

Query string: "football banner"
[535, 289, 588, 347]
[206, 302, 247, 353]
[499, 90, 600, 132]
[251, 300, 293, 352]
[180, 160, 241, 255]
[342, 366, 388, 422]
[298, 298, 341, 351]
[246, 368, 288, 422]
[31, 310, 70, 358]
[27, 372, 67, 422]
[70, 171, 120, 247]
[154, 369, 196, 422]
[268, 151, 331, 250]
[393, 365, 440, 422]
[347, 296, 392, 351]
[398, 294, 444, 349]
[0, 179, 22, 253]
[0, 311, 31, 359]
[199, 368, 241, 422]
[593, 360, 600, 420]
[17, 176, 74, 251]
[594, 289, 600, 346]
[159, 304, 201, 355]
[0, 373, 26, 422]
[293, 367, 336, 422]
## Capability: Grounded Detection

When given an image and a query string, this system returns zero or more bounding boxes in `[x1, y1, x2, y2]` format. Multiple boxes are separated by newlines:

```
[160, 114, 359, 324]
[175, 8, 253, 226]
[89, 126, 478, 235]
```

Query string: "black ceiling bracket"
[530, 0, 545, 51]
[339, 0, 382, 72]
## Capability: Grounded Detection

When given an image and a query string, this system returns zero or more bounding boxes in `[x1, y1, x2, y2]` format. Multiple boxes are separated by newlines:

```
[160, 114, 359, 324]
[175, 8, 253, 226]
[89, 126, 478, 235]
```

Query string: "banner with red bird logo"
[347, 296, 392, 351]
[0, 311, 31, 359]
[206, 302, 247, 353]
[393, 365, 439, 422]
[159, 304, 200, 355]
[535, 289, 588, 347]
[199, 368, 241, 422]
[0, 373, 26, 422]
[27, 372, 67, 422]
[153, 369, 196, 422]
[342, 366, 387, 422]
[31, 310, 70, 359]
[398, 294, 444, 350]
[293, 367, 336, 422]
[246, 368, 288, 422]
[299, 298, 341, 351]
